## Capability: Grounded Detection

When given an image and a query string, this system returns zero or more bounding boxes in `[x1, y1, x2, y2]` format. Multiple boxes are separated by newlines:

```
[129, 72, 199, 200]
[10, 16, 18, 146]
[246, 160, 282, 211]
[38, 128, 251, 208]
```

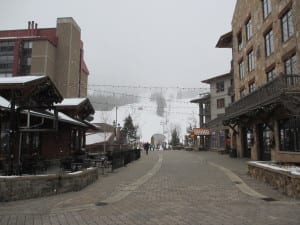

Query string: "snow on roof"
[29, 110, 87, 127]
[0, 96, 10, 108]
[0, 75, 46, 84]
[57, 112, 86, 126]
[86, 132, 113, 145]
[54, 98, 87, 106]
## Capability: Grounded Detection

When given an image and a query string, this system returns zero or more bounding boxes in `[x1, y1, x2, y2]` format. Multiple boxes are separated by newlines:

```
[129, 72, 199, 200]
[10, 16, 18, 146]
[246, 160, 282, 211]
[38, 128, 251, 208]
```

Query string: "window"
[239, 60, 245, 80]
[217, 98, 225, 109]
[279, 118, 300, 152]
[265, 29, 274, 56]
[249, 82, 256, 93]
[281, 9, 294, 42]
[240, 88, 246, 98]
[246, 18, 253, 40]
[266, 67, 276, 82]
[20, 41, 33, 75]
[247, 50, 255, 72]
[262, 0, 272, 19]
[237, 31, 243, 51]
[284, 54, 297, 75]
[0, 41, 15, 55]
[216, 81, 224, 93]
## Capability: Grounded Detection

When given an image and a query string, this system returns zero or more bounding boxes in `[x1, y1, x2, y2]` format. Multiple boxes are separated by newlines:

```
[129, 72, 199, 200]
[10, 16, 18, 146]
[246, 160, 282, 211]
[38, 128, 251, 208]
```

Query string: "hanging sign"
[193, 128, 210, 136]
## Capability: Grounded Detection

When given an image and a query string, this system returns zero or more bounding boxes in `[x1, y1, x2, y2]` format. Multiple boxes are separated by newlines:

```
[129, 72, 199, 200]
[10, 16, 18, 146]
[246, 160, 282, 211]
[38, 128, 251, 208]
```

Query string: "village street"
[0, 150, 299, 225]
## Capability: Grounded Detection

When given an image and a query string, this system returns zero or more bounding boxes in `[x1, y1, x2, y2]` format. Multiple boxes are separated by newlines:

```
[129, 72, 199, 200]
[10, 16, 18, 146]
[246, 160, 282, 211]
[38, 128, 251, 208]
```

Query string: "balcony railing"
[225, 74, 300, 120]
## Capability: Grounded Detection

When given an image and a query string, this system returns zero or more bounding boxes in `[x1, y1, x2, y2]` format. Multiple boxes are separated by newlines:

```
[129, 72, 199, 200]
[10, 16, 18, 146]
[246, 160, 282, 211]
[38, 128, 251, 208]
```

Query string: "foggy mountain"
[91, 88, 200, 142]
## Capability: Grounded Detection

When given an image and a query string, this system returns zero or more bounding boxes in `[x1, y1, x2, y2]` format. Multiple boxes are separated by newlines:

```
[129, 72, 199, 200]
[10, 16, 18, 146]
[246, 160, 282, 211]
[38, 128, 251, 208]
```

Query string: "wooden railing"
[225, 74, 300, 120]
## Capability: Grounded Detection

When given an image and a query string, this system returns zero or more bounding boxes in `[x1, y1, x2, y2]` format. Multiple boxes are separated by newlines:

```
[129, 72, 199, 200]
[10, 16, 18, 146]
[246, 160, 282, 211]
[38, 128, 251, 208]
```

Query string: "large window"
[240, 88, 246, 98]
[284, 54, 297, 75]
[265, 29, 274, 57]
[247, 50, 255, 72]
[237, 31, 243, 51]
[262, 0, 272, 19]
[216, 81, 224, 93]
[249, 82, 256, 93]
[279, 118, 300, 152]
[281, 9, 294, 42]
[0, 41, 15, 76]
[246, 18, 253, 41]
[239, 60, 245, 80]
[266, 67, 276, 82]
[20, 41, 33, 75]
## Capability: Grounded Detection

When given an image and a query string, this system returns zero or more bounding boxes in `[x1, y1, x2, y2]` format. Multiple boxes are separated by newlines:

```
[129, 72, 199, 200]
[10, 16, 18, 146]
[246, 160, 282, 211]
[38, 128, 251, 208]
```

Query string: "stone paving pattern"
[0, 150, 299, 225]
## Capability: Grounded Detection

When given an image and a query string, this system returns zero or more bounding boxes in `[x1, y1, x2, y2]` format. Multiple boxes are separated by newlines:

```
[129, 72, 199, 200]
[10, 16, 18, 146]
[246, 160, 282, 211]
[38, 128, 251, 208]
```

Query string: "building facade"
[202, 73, 233, 151]
[223, 0, 300, 162]
[0, 17, 89, 98]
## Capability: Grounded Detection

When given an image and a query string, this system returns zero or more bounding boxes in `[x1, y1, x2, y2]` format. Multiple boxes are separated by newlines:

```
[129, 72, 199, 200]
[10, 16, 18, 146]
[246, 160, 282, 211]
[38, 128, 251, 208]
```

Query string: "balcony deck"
[224, 74, 300, 123]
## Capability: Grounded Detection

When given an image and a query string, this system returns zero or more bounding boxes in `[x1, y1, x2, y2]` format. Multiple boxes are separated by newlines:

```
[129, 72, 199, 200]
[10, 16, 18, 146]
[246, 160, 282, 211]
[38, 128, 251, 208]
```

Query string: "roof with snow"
[54, 97, 94, 120]
[86, 132, 114, 145]
[29, 110, 87, 127]
[0, 96, 10, 108]
[0, 75, 62, 107]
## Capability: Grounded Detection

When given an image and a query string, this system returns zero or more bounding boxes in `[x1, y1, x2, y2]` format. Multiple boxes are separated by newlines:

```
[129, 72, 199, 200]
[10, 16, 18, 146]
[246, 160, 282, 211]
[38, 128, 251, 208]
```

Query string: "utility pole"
[115, 106, 118, 126]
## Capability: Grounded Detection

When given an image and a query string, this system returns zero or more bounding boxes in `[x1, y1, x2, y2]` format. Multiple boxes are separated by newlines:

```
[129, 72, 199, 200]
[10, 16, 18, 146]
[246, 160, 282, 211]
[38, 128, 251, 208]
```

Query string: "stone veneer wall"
[248, 162, 300, 198]
[0, 168, 98, 202]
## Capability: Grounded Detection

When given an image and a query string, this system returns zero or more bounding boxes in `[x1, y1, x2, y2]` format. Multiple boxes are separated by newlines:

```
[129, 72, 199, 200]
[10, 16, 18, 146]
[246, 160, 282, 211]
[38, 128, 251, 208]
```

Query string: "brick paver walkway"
[0, 150, 299, 225]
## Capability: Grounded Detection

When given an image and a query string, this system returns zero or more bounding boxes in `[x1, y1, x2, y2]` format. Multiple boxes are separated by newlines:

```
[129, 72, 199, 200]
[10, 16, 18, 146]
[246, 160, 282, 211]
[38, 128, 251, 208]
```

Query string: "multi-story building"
[0, 17, 89, 98]
[223, 0, 300, 162]
[202, 72, 233, 151]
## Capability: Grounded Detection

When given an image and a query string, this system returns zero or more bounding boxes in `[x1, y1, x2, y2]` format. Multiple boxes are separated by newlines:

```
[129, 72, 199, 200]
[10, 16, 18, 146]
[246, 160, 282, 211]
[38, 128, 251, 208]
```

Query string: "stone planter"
[248, 161, 300, 198]
[0, 168, 98, 202]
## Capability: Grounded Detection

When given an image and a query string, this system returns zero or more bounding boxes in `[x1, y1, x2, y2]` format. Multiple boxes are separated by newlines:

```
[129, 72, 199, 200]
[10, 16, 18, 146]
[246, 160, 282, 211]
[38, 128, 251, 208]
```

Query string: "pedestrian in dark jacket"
[143, 142, 150, 155]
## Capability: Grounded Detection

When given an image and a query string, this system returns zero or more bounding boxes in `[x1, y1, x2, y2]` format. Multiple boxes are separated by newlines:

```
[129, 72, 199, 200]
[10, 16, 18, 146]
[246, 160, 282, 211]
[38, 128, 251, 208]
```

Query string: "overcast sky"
[0, 0, 236, 88]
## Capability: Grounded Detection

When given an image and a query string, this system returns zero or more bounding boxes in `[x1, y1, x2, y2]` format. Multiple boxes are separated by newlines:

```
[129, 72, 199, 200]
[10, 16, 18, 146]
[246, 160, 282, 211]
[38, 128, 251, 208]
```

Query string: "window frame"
[248, 82, 256, 93]
[237, 31, 243, 51]
[281, 8, 294, 42]
[284, 54, 297, 75]
[216, 81, 225, 93]
[240, 88, 246, 98]
[245, 17, 253, 41]
[265, 29, 274, 57]
[216, 98, 225, 109]
[262, 0, 272, 19]
[238, 60, 245, 80]
[266, 67, 276, 82]
[247, 49, 255, 72]
[279, 118, 300, 152]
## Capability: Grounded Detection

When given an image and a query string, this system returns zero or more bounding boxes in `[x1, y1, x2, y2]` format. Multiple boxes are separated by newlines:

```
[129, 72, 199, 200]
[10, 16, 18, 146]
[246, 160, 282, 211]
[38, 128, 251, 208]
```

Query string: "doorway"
[242, 127, 252, 158]
[258, 124, 271, 161]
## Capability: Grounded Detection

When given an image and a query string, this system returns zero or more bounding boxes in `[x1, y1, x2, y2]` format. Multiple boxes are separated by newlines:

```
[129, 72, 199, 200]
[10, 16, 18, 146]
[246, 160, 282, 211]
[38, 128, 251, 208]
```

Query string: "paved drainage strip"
[51, 153, 163, 213]
[207, 161, 271, 200]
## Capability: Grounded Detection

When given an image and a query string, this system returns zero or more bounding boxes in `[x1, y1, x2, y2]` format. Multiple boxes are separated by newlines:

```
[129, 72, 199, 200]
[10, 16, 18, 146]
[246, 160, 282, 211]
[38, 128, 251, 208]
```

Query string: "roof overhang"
[216, 31, 233, 48]
[54, 97, 95, 120]
[0, 75, 63, 107]
[202, 72, 232, 84]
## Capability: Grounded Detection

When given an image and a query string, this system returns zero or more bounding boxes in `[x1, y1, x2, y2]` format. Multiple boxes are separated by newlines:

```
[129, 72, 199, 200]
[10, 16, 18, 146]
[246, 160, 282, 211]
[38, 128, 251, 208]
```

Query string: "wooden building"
[0, 76, 94, 175]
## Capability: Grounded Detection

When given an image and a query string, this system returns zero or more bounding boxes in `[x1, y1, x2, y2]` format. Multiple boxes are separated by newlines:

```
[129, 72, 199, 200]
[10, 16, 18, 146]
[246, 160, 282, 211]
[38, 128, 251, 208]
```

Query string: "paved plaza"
[0, 150, 300, 225]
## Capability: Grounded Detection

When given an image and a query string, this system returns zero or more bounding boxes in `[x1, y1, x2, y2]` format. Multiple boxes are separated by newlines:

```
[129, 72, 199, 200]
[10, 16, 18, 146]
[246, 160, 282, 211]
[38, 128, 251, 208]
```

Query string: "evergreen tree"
[170, 128, 180, 146]
[121, 115, 137, 141]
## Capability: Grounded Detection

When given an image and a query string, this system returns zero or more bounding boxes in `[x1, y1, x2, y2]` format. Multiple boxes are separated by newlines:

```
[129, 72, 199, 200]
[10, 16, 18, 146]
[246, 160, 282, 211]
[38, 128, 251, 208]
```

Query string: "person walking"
[143, 142, 150, 155]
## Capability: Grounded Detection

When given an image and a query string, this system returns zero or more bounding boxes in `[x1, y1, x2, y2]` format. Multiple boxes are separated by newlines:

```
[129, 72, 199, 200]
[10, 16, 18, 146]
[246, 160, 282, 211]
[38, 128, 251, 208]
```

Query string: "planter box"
[248, 162, 300, 198]
[0, 168, 98, 202]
